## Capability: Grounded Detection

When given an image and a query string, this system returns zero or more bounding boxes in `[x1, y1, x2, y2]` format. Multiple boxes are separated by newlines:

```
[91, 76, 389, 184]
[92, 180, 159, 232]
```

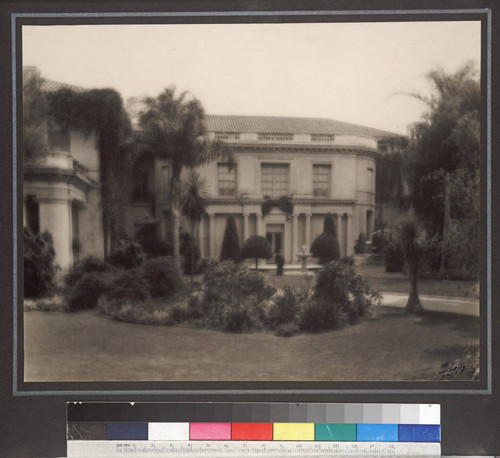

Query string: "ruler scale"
[67, 403, 441, 457]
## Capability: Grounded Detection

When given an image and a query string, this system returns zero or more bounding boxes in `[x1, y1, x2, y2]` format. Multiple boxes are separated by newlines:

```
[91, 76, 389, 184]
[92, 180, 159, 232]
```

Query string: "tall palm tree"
[136, 87, 232, 270]
[180, 170, 210, 288]
[395, 213, 427, 314]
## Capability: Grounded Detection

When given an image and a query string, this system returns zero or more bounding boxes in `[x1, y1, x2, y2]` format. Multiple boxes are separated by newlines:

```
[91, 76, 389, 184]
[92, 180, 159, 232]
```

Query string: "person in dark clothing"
[275, 251, 284, 276]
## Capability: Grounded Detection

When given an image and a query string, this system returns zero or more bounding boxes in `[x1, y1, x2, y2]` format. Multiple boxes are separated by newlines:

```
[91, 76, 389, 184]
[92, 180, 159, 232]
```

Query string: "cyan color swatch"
[357, 424, 398, 442]
[106, 423, 148, 440]
[399, 425, 440, 442]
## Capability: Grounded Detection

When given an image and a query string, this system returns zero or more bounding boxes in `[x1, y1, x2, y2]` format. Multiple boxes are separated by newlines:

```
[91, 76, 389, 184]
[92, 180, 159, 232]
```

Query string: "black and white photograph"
[21, 20, 481, 383]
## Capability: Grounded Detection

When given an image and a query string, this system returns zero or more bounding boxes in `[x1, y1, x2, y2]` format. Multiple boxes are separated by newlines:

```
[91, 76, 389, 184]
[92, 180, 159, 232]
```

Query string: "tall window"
[261, 164, 289, 198]
[313, 164, 331, 197]
[367, 167, 374, 191]
[218, 163, 237, 197]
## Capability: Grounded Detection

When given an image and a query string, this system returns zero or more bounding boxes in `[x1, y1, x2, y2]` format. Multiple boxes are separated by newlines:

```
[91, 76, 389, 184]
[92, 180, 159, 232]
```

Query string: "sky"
[22, 21, 481, 135]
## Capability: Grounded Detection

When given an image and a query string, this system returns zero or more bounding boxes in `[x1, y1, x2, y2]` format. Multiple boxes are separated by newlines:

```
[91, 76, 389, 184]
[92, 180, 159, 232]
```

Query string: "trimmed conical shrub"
[220, 215, 241, 263]
[324, 213, 336, 237]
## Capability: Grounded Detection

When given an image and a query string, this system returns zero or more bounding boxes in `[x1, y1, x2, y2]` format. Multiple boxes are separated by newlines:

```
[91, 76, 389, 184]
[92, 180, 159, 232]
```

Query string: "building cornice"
[23, 166, 97, 191]
[205, 198, 357, 206]
[226, 143, 379, 158]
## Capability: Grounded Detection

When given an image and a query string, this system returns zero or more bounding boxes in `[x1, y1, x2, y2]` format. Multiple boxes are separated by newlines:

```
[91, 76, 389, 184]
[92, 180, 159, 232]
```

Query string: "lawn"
[24, 306, 478, 382]
[265, 263, 479, 299]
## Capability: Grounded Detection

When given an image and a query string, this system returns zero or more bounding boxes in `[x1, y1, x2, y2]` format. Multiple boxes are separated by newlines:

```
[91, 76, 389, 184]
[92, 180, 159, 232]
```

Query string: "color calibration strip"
[70, 421, 440, 442]
[67, 403, 440, 456]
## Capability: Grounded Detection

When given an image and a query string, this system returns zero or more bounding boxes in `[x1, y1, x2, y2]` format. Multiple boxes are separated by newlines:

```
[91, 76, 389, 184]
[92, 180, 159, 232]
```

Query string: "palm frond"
[180, 170, 211, 223]
[193, 139, 235, 167]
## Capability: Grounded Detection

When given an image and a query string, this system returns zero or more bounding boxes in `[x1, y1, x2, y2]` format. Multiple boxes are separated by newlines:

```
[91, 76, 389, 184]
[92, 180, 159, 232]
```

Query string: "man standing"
[275, 251, 284, 276]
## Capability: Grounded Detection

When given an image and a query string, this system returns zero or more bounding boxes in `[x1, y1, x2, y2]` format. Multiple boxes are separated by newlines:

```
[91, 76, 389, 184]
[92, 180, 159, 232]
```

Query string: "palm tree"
[180, 170, 210, 288]
[395, 213, 427, 314]
[136, 87, 232, 270]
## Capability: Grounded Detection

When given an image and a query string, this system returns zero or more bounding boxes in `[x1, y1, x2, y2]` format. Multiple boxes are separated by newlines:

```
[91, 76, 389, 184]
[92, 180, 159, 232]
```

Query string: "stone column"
[208, 213, 215, 259]
[38, 198, 72, 270]
[346, 213, 353, 256]
[336, 213, 343, 257]
[305, 213, 311, 250]
[292, 214, 298, 264]
[256, 213, 263, 236]
[243, 213, 249, 242]
[198, 216, 205, 258]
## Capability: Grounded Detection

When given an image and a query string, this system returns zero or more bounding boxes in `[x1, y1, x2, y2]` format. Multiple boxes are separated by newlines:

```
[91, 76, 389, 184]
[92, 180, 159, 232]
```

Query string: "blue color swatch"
[357, 424, 399, 441]
[106, 423, 148, 440]
[399, 425, 440, 442]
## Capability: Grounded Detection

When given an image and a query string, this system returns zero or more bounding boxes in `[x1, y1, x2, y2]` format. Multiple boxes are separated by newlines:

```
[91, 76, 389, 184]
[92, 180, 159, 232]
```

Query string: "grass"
[24, 306, 479, 382]
[265, 264, 479, 299]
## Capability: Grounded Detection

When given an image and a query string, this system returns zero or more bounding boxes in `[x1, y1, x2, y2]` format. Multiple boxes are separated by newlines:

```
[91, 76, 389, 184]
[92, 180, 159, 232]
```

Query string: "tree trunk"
[440, 172, 450, 272]
[406, 262, 424, 314]
[255, 257, 258, 270]
[169, 176, 181, 271]
[190, 223, 195, 290]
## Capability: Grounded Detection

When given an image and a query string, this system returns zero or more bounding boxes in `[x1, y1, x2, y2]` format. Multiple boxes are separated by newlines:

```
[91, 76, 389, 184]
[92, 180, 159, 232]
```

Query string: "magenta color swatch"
[190, 423, 232, 440]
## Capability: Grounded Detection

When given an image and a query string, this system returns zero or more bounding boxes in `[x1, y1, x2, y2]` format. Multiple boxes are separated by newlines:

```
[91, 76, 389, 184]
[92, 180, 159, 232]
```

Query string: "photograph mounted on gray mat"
[21, 20, 481, 384]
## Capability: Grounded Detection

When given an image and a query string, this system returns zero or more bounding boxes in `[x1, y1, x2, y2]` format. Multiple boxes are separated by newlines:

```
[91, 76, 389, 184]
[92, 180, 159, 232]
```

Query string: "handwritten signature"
[439, 363, 465, 378]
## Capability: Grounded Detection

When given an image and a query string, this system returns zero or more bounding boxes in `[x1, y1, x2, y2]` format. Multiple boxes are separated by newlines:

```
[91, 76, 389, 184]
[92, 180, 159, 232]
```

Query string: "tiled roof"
[41, 79, 86, 93]
[205, 115, 403, 139]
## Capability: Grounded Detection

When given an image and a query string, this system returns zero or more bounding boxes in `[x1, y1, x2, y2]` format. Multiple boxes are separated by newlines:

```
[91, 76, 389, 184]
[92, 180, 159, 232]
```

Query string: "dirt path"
[24, 307, 479, 382]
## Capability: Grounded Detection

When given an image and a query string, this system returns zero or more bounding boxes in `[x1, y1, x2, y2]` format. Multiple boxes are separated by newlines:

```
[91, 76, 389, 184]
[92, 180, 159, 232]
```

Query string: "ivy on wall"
[261, 196, 294, 217]
[48, 88, 132, 253]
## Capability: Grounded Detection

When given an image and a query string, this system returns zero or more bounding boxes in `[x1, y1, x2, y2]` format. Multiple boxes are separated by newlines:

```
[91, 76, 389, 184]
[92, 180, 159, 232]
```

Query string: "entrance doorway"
[266, 224, 284, 263]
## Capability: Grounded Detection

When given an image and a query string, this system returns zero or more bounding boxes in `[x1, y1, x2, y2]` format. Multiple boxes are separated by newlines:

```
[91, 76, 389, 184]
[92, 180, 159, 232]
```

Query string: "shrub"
[220, 216, 241, 263]
[180, 230, 201, 275]
[371, 230, 389, 254]
[314, 261, 380, 323]
[67, 273, 107, 311]
[105, 269, 151, 302]
[241, 235, 272, 269]
[23, 228, 56, 298]
[383, 241, 405, 272]
[310, 233, 340, 264]
[141, 257, 181, 297]
[134, 223, 172, 258]
[204, 261, 274, 305]
[300, 300, 348, 332]
[65, 255, 108, 288]
[442, 220, 479, 280]
[98, 298, 172, 325]
[199, 261, 275, 330]
[354, 232, 367, 254]
[107, 237, 145, 269]
[267, 285, 302, 328]
[215, 297, 261, 332]
[324, 213, 337, 236]
[340, 255, 355, 265]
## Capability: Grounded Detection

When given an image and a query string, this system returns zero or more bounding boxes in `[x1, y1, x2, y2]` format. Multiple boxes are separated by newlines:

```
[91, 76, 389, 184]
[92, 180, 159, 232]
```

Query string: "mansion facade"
[23, 73, 405, 270]
[126, 115, 404, 265]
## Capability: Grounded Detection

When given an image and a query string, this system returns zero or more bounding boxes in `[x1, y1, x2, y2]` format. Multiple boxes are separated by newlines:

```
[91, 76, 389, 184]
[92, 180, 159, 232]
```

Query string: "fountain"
[296, 245, 312, 274]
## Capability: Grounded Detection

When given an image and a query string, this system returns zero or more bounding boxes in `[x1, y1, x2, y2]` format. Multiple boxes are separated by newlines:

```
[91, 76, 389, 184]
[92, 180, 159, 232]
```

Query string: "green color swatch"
[315, 423, 357, 441]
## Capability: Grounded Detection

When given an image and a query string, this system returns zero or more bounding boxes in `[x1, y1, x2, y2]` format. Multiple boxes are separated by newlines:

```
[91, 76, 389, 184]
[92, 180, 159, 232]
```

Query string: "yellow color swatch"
[273, 423, 315, 441]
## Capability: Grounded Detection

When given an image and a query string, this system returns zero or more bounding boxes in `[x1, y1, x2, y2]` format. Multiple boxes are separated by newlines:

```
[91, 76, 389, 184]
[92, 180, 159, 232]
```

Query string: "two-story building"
[127, 115, 405, 264]
[23, 71, 405, 270]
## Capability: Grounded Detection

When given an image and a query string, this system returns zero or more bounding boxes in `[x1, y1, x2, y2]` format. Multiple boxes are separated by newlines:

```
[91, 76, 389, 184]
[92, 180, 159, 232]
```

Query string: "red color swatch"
[231, 423, 273, 441]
